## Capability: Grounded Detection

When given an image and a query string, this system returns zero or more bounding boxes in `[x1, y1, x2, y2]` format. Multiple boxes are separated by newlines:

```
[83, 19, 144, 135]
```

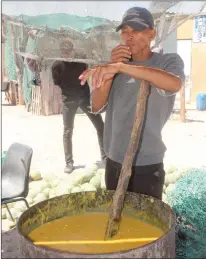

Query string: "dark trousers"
[105, 158, 165, 200]
[62, 96, 105, 165]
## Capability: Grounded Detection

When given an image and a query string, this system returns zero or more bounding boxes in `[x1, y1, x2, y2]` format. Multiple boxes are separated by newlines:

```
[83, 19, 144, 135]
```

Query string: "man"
[79, 7, 185, 199]
[52, 40, 105, 174]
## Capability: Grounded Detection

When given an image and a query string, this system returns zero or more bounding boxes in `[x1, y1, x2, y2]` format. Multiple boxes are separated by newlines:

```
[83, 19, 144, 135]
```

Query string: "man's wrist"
[119, 62, 143, 77]
[116, 62, 124, 73]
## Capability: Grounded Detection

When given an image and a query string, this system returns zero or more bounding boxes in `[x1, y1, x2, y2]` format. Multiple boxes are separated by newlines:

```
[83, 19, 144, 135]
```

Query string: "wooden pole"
[105, 80, 150, 240]
[180, 83, 186, 122]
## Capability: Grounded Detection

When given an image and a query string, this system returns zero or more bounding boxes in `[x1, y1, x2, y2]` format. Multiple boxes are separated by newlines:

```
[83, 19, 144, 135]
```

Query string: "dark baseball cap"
[116, 7, 154, 32]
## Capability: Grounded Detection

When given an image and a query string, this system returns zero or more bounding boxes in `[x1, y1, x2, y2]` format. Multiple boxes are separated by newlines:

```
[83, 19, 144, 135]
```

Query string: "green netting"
[14, 13, 108, 32]
[22, 36, 37, 105]
[4, 23, 17, 81]
[1, 151, 7, 165]
[166, 167, 206, 259]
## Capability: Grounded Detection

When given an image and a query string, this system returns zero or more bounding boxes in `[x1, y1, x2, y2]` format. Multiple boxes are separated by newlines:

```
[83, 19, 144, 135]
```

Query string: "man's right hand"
[111, 45, 131, 63]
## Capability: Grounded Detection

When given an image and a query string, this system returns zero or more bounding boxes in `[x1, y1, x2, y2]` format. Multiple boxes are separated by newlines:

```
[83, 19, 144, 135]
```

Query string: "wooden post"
[16, 68, 24, 105]
[9, 80, 17, 105]
[180, 83, 186, 122]
[105, 81, 150, 239]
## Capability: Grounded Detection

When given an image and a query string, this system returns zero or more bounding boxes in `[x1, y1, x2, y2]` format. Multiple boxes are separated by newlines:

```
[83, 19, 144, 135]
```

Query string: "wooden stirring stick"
[105, 80, 150, 240]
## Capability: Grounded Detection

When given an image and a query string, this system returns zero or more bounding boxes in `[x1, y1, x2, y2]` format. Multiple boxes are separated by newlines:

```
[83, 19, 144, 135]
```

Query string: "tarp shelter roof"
[2, 0, 205, 64]
[3, 0, 206, 32]
[11, 13, 112, 31]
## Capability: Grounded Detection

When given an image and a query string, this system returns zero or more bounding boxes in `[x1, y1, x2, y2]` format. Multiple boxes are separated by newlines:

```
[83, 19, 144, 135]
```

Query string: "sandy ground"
[1, 103, 206, 258]
[2, 104, 206, 172]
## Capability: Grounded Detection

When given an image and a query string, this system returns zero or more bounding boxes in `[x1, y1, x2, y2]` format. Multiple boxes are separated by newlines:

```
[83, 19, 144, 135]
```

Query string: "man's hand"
[111, 45, 131, 63]
[79, 63, 120, 90]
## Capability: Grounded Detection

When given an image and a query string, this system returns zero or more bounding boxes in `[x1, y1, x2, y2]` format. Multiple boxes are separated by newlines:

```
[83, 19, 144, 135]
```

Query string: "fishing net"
[22, 36, 37, 105]
[166, 167, 206, 259]
[1, 151, 7, 166]
[4, 23, 17, 81]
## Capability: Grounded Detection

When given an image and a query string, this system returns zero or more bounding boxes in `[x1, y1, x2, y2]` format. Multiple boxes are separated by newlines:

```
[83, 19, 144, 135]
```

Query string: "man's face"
[120, 25, 156, 54]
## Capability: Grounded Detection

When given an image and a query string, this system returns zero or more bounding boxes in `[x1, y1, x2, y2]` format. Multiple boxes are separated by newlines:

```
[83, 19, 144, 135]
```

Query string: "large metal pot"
[17, 190, 176, 258]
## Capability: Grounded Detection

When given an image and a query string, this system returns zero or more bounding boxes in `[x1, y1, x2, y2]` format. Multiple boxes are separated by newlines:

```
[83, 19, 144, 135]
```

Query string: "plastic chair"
[2, 143, 33, 222]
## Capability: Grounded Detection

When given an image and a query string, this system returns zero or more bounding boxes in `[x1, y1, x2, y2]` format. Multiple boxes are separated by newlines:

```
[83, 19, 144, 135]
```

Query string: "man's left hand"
[79, 63, 121, 90]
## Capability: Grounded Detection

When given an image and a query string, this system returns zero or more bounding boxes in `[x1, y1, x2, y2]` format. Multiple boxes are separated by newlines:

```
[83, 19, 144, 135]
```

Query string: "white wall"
[177, 39, 192, 102]
[177, 40, 192, 80]
[162, 30, 177, 54]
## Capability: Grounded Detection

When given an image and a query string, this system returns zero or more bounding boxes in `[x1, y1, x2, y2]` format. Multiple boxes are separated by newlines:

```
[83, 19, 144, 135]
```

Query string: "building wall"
[177, 18, 206, 102]
[177, 19, 193, 39]
[162, 30, 177, 54]
[191, 43, 206, 100]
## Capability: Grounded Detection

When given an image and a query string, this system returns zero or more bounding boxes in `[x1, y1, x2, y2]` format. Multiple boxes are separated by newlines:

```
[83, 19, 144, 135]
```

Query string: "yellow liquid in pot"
[28, 213, 164, 254]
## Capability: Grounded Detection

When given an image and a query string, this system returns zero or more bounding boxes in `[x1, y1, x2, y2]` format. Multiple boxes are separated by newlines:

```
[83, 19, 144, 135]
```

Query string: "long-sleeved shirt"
[51, 61, 90, 100]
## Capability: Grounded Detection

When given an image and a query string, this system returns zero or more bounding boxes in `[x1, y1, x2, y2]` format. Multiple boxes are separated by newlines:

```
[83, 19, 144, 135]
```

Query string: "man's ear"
[149, 29, 156, 41]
